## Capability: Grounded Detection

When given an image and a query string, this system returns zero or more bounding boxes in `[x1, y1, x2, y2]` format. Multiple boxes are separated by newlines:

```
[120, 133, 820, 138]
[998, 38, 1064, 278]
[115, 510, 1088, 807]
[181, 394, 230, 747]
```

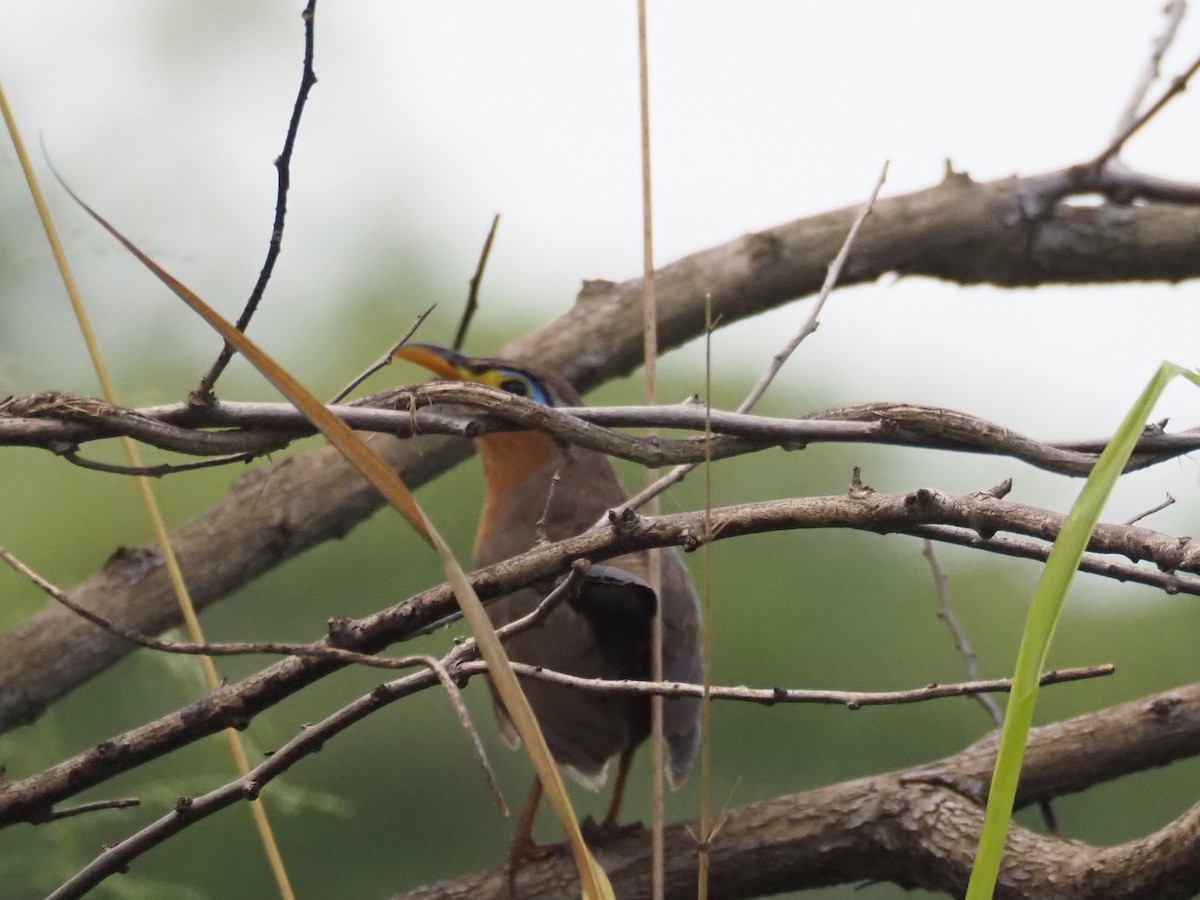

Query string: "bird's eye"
[499, 377, 529, 397]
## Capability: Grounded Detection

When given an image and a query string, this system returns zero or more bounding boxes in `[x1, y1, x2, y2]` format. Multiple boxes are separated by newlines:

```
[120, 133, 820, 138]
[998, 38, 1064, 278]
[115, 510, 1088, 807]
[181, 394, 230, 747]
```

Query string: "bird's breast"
[474, 431, 562, 552]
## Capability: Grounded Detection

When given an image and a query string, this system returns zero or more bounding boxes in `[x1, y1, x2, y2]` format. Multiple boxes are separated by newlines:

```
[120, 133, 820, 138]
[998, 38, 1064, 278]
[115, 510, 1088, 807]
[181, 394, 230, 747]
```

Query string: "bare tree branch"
[3, 390, 1197, 478]
[1, 484, 1195, 822]
[7, 162, 1200, 900]
[8, 374, 1200, 734]
[502, 167, 1200, 391]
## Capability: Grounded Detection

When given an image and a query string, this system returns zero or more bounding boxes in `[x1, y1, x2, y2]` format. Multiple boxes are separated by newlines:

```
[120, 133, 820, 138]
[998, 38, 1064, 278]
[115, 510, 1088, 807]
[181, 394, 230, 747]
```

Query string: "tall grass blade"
[966, 362, 1199, 898]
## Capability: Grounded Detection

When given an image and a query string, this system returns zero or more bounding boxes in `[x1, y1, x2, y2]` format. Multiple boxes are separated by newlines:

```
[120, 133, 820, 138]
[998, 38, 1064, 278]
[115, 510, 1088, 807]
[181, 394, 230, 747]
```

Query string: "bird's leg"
[582, 747, 643, 846]
[506, 777, 553, 894]
[601, 746, 636, 828]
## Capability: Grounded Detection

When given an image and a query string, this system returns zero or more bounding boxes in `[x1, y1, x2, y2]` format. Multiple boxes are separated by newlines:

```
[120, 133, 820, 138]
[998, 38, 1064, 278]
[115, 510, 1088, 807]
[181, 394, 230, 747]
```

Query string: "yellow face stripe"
[396, 344, 549, 405]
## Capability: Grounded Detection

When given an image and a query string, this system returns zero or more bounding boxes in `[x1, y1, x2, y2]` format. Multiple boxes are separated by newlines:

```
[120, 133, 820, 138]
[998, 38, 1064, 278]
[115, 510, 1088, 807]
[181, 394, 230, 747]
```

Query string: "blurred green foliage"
[1, 297, 1198, 900]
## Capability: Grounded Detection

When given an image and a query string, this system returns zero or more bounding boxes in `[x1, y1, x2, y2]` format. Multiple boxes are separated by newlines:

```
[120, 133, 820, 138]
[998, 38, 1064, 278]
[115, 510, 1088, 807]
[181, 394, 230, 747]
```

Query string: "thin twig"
[453, 213, 500, 351]
[193, 0, 320, 403]
[329, 305, 436, 404]
[479, 661, 1115, 707]
[925, 535, 1064, 836]
[61, 447, 260, 478]
[0, 543, 451, 667]
[740, 160, 890, 413]
[498, 561, 590, 636]
[1123, 492, 1176, 526]
[415, 653, 508, 818]
[922, 539, 1003, 727]
[534, 469, 562, 546]
[49, 655, 1115, 900]
[405, 557, 589, 640]
[1095, 49, 1200, 167]
[908, 524, 1200, 595]
[1112, 0, 1188, 142]
[0, 545, 583, 672]
[42, 798, 141, 822]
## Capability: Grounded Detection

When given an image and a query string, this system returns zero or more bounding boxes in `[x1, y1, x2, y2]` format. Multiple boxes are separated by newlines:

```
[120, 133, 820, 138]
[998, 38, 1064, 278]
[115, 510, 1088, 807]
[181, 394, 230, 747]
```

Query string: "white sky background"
[2, 1, 1199, 523]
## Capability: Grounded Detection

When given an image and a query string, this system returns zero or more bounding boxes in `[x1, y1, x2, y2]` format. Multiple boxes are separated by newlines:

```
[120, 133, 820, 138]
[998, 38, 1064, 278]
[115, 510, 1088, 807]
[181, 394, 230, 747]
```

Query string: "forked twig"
[616, 160, 889, 517]
[1095, 49, 1200, 167]
[1112, 0, 1188, 140]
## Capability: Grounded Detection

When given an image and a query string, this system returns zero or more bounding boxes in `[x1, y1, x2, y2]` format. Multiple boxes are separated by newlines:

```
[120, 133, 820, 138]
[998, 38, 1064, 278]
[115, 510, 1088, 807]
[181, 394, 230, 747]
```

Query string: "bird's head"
[394, 343, 585, 547]
[394, 343, 562, 406]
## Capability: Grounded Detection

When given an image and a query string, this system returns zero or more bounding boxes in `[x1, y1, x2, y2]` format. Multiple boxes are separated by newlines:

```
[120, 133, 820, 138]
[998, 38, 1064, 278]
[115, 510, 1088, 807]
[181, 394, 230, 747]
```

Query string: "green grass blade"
[966, 361, 1200, 898]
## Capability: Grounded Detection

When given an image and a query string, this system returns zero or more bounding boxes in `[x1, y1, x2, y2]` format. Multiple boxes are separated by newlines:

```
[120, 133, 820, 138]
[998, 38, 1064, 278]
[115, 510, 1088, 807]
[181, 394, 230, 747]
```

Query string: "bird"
[396, 343, 702, 864]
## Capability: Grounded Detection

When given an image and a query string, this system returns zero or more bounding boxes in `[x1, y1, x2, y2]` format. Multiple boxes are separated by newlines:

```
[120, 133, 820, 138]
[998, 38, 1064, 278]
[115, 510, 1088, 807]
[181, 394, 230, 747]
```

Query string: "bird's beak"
[393, 343, 469, 381]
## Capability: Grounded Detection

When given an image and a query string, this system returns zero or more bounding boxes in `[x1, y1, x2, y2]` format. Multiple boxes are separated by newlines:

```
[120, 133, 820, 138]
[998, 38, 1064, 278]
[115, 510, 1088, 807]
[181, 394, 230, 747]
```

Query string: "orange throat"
[474, 430, 560, 547]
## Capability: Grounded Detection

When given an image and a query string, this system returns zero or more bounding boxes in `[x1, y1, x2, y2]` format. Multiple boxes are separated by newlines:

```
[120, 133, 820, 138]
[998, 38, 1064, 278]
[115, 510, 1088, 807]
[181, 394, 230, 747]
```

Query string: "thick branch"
[502, 168, 1200, 390]
[394, 684, 1200, 900]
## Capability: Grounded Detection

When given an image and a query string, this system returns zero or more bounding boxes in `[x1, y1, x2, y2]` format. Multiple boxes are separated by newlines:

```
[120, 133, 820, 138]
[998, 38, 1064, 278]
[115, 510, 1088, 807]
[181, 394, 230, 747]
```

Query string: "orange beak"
[393, 343, 469, 381]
